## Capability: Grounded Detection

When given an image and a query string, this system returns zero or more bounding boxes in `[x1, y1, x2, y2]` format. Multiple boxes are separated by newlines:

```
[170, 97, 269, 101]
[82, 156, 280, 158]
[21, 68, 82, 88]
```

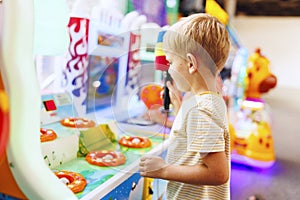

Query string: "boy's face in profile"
[165, 52, 191, 93]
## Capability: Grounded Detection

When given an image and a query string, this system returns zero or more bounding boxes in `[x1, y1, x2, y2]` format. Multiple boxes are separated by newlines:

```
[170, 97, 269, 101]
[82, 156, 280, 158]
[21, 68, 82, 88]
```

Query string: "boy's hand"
[139, 155, 167, 178]
[166, 81, 182, 115]
[142, 105, 168, 126]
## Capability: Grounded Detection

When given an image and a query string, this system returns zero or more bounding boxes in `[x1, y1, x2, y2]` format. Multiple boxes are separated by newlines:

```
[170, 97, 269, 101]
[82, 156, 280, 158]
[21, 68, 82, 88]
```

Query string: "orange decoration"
[86, 150, 126, 167]
[54, 170, 87, 193]
[0, 74, 9, 159]
[119, 136, 152, 148]
[60, 117, 96, 128]
[40, 128, 57, 142]
[140, 84, 163, 109]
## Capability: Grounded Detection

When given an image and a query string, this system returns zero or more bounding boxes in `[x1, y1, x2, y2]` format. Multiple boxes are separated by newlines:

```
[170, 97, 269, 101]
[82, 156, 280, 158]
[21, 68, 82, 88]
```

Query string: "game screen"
[97, 31, 124, 48]
[87, 55, 120, 113]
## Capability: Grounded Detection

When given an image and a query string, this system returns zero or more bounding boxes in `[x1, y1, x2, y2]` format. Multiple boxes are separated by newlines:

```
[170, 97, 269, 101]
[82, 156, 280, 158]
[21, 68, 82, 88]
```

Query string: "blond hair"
[163, 13, 230, 74]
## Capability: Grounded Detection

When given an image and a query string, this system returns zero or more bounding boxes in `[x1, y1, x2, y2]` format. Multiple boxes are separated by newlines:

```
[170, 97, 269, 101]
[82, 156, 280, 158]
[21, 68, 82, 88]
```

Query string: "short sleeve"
[187, 108, 225, 153]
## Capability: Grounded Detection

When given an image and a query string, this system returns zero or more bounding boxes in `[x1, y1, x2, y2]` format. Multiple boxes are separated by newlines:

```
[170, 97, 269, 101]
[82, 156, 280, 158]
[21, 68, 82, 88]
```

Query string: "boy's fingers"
[166, 81, 173, 90]
[140, 155, 151, 162]
[160, 90, 164, 99]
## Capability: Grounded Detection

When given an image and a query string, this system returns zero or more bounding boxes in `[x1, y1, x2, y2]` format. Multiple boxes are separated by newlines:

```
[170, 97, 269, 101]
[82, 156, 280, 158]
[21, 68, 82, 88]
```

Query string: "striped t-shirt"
[166, 92, 230, 200]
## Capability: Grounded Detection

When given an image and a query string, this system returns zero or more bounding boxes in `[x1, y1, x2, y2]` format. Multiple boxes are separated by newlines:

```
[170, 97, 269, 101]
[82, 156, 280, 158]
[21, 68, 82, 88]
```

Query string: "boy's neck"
[190, 73, 217, 95]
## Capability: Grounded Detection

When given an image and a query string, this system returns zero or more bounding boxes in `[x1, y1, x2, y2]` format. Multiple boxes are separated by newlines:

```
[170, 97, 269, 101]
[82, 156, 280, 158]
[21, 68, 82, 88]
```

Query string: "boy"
[139, 13, 231, 199]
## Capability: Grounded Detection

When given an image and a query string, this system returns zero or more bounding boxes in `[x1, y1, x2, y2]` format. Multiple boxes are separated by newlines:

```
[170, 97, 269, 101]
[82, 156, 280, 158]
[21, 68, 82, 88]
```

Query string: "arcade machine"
[228, 48, 277, 168]
[38, 5, 171, 200]
[1, 1, 171, 200]
[205, 0, 278, 169]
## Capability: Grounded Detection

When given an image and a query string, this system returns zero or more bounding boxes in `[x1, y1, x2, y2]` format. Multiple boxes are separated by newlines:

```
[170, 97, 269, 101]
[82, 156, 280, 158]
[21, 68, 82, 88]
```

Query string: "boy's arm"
[139, 151, 229, 186]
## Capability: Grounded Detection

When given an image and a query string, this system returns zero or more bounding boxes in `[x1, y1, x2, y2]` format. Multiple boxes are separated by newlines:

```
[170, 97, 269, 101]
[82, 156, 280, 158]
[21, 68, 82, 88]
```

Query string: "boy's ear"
[186, 53, 198, 74]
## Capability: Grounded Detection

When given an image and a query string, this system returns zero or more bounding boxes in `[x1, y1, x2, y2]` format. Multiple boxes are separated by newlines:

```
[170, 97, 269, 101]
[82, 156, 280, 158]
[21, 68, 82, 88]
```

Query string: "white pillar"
[224, 0, 237, 20]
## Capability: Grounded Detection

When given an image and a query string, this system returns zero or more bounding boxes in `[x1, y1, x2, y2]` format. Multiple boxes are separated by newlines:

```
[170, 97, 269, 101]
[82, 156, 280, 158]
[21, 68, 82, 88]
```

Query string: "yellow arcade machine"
[229, 48, 277, 168]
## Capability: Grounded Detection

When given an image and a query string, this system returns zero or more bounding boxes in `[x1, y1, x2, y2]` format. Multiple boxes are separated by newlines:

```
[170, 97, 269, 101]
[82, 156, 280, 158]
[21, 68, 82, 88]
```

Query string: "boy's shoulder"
[194, 93, 224, 108]
[181, 93, 224, 115]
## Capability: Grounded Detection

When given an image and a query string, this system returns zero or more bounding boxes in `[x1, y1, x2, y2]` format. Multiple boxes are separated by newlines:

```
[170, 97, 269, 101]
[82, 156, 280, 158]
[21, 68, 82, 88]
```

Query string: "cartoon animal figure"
[245, 48, 277, 99]
[128, 178, 145, 200]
